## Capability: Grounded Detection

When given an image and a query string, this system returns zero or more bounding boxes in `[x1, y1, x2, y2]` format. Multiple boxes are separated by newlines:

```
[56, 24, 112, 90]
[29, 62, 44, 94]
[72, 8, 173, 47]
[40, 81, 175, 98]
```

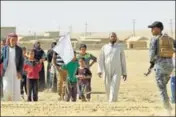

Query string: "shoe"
[79, 96, 81, 100]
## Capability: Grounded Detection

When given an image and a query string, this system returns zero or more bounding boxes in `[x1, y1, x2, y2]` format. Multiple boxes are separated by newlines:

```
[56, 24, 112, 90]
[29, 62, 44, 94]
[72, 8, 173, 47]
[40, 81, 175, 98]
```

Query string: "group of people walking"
[48, 42, 97, 102]
[0, 21, 175, 115]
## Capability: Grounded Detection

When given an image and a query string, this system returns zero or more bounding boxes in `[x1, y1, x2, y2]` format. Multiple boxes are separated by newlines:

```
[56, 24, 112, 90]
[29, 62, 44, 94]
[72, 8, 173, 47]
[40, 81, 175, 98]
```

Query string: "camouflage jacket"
[149, 35, 174, 74]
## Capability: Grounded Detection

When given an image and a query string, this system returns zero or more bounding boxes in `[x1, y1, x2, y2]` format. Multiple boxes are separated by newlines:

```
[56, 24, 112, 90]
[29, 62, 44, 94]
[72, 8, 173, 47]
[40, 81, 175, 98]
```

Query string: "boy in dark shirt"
[21, 47, 28, 99]
[24, 49, 43, 102]
[76, 44, 97, 101]
[76, 57, 92, 102]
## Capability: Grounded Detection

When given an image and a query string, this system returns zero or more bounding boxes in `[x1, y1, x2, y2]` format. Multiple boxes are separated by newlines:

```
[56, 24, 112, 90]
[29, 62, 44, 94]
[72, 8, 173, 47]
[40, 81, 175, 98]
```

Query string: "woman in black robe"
[33, 41, 46, 91]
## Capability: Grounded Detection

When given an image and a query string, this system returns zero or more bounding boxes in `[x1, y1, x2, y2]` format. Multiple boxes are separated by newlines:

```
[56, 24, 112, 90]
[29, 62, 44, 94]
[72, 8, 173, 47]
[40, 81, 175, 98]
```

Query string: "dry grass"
[1, 50, 175, 116]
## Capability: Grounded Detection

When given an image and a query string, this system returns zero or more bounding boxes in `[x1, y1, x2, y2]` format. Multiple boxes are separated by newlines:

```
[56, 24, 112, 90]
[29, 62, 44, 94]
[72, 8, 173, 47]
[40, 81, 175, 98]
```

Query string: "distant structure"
[132, 19, 136, 36]
[44, 31, 60, 38]
[0, 27, 16, 38]
[125, 36, 149, 49]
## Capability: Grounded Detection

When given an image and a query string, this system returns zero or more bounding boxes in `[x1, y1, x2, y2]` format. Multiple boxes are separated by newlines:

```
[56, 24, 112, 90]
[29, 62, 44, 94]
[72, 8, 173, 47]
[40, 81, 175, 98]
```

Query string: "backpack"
[157, 34, 175, 58]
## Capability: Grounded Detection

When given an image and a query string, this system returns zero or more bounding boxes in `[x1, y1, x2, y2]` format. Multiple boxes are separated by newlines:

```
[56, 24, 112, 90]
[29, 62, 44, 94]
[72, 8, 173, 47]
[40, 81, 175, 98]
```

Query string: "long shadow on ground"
[91, 92, 105, 94]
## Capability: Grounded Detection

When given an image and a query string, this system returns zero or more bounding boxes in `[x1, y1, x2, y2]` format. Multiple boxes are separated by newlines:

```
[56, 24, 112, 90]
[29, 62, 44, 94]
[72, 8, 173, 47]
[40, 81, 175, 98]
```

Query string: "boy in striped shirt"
[53, 52, 67, 100]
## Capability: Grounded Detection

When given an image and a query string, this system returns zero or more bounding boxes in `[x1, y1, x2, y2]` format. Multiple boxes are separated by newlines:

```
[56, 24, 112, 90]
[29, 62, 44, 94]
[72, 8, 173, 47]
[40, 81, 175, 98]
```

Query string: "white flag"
[53, 33, 74, 64]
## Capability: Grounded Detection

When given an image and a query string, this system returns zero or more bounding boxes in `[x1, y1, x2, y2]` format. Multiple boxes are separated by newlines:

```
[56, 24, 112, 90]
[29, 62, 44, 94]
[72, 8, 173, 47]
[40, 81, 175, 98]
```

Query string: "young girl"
[24, 49, 43, 102]
[76, 57, 92, 102]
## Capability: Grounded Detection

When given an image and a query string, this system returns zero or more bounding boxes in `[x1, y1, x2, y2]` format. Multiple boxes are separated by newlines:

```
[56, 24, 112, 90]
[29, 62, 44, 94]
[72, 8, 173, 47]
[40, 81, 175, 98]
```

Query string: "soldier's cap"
[148, 21, 164, 30]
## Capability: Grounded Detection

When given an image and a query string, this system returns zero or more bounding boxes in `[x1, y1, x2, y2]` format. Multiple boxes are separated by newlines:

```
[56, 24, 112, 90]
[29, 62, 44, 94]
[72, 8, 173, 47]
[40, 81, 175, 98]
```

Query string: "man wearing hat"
[148, 21, 175, 115]
[0, 32, 24, 101]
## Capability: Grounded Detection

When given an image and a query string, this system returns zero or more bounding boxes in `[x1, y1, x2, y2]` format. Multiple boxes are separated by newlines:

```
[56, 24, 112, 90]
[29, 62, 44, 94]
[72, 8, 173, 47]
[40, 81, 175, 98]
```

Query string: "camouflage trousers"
[155, 69, 172, 110]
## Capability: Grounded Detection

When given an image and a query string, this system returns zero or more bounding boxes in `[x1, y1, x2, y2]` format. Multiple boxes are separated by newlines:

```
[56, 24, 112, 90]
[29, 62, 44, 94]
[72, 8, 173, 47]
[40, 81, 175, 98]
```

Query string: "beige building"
[44, 31, 60, 38]
[126, 36, 149, 49]
[1, 27, 16, 38]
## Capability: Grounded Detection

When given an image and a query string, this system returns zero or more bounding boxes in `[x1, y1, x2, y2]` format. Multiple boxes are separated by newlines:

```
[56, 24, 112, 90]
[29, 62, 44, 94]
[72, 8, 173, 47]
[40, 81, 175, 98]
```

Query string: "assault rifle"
[144, 62, 155, 76]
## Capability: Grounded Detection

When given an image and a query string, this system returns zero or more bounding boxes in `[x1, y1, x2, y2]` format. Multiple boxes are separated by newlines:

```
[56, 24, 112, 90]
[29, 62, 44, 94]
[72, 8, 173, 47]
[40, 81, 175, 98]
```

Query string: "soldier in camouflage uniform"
[148, 21, 175, 115]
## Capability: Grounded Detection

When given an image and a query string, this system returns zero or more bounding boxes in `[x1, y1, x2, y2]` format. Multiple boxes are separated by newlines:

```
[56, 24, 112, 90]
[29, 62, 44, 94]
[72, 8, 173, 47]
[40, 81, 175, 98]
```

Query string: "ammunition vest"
[157, 34, 174, 58]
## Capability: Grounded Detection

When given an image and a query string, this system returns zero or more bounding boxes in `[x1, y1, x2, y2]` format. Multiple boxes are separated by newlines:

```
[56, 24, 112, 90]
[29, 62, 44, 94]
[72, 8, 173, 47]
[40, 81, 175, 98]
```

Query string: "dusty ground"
[1, 50, 175, 116]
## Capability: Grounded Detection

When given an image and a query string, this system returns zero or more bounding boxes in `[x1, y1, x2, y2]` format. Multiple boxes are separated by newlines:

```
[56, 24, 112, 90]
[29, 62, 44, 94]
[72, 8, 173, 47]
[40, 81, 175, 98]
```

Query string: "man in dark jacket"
[0, 32, 24, 101]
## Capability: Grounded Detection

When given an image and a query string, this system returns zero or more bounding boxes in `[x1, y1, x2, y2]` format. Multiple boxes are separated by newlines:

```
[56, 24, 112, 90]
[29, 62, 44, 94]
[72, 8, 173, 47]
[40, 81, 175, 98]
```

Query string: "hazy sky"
[1, 1, 175, 34]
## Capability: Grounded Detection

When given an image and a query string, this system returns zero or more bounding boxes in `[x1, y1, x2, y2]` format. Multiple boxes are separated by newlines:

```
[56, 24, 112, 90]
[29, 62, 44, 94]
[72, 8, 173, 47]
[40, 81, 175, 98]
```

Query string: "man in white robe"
[97, 32, 127, 102]
[0, 33, 23, 101]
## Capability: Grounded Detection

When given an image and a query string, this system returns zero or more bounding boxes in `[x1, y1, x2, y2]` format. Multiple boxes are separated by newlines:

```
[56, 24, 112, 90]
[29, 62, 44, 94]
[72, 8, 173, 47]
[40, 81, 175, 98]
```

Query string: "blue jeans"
[171, 76, 175, 103]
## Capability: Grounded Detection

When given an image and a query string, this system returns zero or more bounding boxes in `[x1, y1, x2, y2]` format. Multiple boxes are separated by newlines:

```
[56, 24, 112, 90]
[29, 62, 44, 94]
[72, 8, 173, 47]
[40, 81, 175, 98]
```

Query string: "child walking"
[76, 57, 92, 102]
[61, 51, 79, 102]
[21, 47, 28, 99]
[24, 49, 43, 102]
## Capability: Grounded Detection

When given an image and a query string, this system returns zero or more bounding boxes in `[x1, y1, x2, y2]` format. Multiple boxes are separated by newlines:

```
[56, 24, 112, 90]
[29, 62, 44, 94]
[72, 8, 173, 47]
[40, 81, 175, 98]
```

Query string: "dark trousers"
[87, 79, 91, 99]
[79, 80, 91, 100]
[47, 62, 51, 88]
[20, 75, 27, 95]
[39, 63, 46, 91]
[65, 82, 77, 102]
[27, 79, 39, 101]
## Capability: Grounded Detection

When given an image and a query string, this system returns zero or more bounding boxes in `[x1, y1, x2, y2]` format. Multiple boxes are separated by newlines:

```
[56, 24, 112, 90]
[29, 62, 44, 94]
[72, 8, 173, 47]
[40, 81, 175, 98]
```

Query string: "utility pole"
[34, 32, 37, 40]
[132, 19, 136, 37]
[69, 25, 72, 34]
[58, 26, 60, 37]
[169, 19, 173, 37]
[85, 21, 87, 38]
